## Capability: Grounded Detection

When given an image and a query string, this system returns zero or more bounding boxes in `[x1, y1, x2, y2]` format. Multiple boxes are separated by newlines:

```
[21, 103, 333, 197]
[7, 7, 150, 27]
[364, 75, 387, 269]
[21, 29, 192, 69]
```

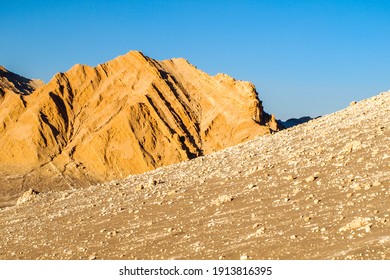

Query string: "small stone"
[247, 183, 257, 189]
[167, 190, 177, 196]
[213, 195, 233, 206]
[351, 183, 362, 190]
[284, 175, 295, 181]
[305, 175, 316, 183]
[373, 181, 382, 187]
[252, 223, 261, 228]
[290, 235, 297, 240]
[240, 254, 249, 260]
[339, 217, 371, 232]
[250, 226, 266, 237]
[149, 179, 158, 186]
[342, 140, 362, 154]
[304, 216, 311, 222]
[16, 189, 39, 205]
[306, 194, 315, 200]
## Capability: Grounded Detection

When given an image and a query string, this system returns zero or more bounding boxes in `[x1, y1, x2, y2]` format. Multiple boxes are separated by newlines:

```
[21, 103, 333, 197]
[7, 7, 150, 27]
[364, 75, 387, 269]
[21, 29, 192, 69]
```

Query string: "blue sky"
[1, 0, 390, 120]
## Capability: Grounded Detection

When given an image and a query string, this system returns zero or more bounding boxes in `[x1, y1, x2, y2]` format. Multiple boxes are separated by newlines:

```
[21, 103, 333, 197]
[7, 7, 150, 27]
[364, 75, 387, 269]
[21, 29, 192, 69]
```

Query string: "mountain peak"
[0, 51, 280, 203]
[112, 50, 151, 65]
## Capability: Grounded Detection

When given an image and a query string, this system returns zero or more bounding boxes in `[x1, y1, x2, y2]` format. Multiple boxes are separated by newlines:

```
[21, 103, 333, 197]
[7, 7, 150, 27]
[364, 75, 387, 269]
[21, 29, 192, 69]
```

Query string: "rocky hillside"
[0, 51, 279, 206]
[0, 66, 43, 96]
[0, 91, 388, 260]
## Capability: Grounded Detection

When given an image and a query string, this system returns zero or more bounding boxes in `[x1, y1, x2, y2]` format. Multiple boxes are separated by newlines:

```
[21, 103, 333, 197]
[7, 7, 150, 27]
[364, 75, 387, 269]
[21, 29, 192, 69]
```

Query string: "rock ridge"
[0, 51, 280, 203]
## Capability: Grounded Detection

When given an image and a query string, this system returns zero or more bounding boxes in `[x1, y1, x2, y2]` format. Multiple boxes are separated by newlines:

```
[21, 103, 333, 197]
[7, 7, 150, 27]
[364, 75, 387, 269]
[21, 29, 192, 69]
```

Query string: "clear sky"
[1, 0, 390, 120]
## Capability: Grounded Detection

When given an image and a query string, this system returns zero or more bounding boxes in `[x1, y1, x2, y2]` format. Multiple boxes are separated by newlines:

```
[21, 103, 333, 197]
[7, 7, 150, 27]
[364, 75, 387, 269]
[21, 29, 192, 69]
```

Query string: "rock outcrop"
[0, 66, 43, 95]
[0, 51, 279, 202]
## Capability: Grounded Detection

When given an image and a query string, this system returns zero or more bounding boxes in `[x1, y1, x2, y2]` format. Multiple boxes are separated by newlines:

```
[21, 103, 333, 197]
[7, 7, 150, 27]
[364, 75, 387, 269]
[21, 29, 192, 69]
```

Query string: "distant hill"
[278, 116, 318, 129]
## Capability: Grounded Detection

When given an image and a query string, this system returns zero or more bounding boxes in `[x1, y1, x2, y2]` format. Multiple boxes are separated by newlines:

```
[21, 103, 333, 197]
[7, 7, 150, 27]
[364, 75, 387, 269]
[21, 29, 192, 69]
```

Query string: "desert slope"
[0, 51, 278, 205]
[0, 91, 388, 260]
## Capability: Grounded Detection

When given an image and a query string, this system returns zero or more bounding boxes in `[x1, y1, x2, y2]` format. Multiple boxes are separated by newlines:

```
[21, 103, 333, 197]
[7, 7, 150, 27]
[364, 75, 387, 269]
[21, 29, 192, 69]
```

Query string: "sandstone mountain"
[0, 51, 279, 205]
[0, 66, 43, 96]
[0, 91, 388, 260]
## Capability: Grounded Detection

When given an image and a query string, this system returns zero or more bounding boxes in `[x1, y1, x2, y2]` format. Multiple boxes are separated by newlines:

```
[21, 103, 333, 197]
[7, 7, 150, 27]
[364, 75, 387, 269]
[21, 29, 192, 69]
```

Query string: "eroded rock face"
[0, 66, 43, 96]
[0, 51, 279, 199]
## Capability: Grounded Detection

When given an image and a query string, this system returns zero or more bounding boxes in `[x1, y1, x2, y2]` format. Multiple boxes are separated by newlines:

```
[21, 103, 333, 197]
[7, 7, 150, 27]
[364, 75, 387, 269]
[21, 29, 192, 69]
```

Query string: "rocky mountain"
[0, 66, 43, 95]
[0, 91, 388, 260]
[0, 51, 279, 205]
